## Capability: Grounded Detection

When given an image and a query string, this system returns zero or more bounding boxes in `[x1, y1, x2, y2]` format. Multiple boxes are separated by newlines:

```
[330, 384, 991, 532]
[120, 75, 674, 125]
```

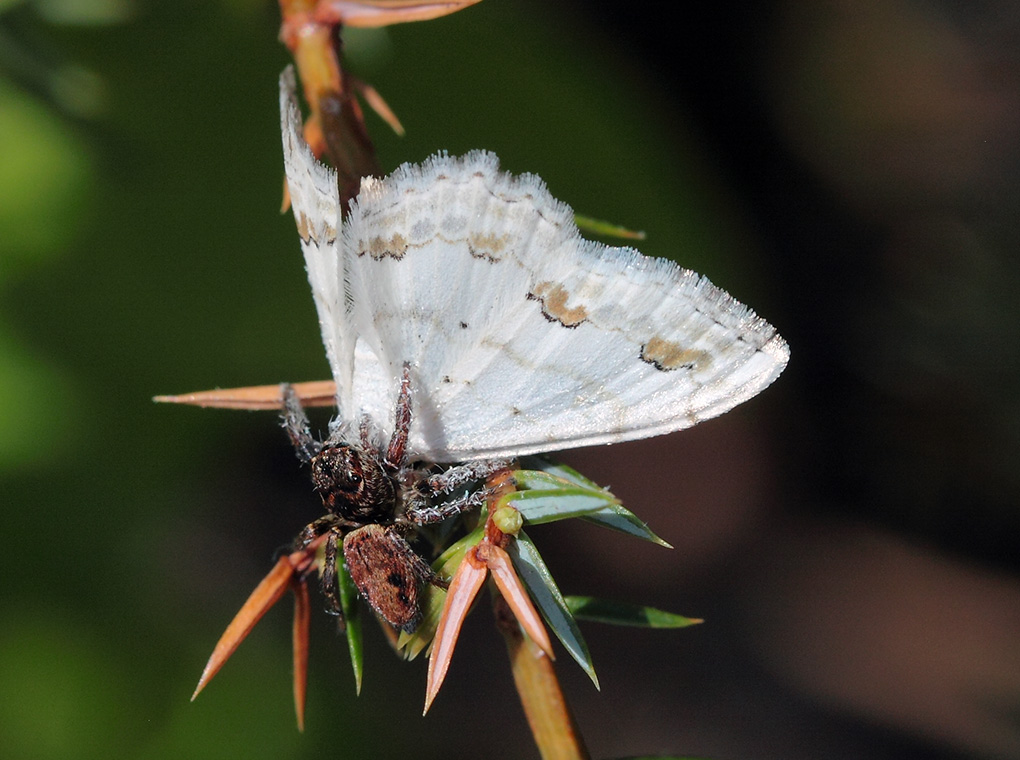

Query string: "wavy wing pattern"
[280, 71, 788, 462]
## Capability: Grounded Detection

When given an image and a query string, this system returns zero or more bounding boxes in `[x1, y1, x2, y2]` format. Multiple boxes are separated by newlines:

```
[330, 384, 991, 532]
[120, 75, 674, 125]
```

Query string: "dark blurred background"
[2, 1, 1019, 758]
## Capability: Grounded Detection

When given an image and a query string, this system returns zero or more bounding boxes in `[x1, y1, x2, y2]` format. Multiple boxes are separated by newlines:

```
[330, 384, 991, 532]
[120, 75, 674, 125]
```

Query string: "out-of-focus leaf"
[574, 213, 646, 241]
[565, 597, 702, 628]
[0, 82, 91, 266]
[509, 531, 598, 689]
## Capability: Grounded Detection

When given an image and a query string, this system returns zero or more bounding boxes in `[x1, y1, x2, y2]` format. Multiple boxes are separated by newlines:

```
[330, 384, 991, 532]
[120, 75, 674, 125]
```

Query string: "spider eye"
[311, 447, 362, 493]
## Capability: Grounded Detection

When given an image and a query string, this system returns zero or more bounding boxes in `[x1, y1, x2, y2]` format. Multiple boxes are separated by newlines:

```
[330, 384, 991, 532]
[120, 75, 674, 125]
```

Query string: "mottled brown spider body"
[311, 443, 396, 524]
[282, 363, 509, 633]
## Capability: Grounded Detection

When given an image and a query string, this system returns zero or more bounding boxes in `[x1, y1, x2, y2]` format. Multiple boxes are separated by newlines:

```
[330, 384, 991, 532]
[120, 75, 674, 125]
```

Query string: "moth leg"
[280, 383, 321, 464]
[384, 362, 413, 470]
[426, 458, 514, 496]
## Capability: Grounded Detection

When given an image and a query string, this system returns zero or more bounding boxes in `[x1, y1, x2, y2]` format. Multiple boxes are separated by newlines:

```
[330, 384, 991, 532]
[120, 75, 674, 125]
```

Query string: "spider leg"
[358, 414, 376, 451]
[426, 458, 514, 496]
[405, 487, 492, 526]
[320, 526, 345, 622]
[280, 383, 321, 464]
[294, 515, 335, 549]
[384, 362, 413, 470]
[404, 459, 512, 525]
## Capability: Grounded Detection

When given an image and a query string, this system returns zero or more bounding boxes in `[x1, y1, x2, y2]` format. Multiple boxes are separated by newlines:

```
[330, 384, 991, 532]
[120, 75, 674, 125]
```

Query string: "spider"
[281, 363, 511, 633]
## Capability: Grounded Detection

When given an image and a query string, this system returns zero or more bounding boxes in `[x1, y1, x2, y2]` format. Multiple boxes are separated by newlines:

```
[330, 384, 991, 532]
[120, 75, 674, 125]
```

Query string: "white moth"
[280, 70, 788, 464]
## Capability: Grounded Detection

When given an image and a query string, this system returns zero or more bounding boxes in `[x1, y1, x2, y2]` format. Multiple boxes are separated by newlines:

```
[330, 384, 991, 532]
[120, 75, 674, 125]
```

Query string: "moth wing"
[341, 153, 789, 462]
[279, 69, 355, 415]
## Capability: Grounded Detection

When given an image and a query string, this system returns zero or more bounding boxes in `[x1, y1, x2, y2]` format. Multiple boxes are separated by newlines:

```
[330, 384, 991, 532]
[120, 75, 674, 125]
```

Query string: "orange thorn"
[423, 547, 487, 714]
[478, 543, 554, 660]
[192, 556, 296, 700]
[349, 75, 405, 135]
[192, 535, 326, 701]
[314, 0, 483, 29]
[292, 578, 311, 732]
[155, 380, 336, 410]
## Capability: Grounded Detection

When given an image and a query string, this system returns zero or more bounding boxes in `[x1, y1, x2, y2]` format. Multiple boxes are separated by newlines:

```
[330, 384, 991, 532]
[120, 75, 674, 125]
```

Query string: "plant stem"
[493, 594, 590, 760]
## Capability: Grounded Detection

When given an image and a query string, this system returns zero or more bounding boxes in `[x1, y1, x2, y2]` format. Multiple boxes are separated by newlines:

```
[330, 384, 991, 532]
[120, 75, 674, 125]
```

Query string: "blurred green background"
[2, 1, 1020, 758]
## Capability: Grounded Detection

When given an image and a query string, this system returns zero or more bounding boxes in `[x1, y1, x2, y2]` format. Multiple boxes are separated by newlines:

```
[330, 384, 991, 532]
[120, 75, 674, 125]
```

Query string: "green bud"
[492, 506, 523, 535]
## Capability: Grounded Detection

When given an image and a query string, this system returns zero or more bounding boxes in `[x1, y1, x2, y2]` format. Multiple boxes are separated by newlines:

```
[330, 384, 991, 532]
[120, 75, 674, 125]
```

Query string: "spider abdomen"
[342, 524, 433, 632]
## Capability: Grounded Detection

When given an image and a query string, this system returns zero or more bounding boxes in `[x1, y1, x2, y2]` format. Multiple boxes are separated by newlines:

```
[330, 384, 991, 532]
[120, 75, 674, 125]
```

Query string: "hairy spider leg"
[280, 365, 497, 631]
[405, 488, 492, 525]
[281, 383, 321, 464]
[427, 458, 514, 495]
[320, 526, 345, 621]
[294, 514, 336, 547]
[358, 415, 375, 450]
[384, 362, 413, 470]
[281, 384, 354, 621]
[404, 458, 513, 525]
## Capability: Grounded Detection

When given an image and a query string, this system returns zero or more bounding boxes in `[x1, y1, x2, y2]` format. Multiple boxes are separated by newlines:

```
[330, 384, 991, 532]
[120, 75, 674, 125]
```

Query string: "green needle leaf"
[565, 596, 702, 628]
[338, 558, 364, 694]
[518, 458, 605, 489]
[507, 487, 620, 524]
[512, 468, 609, 496]
[509, 530, 599, 689]
[581, 503, 672, 547]
[513, 461, 670, 545]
